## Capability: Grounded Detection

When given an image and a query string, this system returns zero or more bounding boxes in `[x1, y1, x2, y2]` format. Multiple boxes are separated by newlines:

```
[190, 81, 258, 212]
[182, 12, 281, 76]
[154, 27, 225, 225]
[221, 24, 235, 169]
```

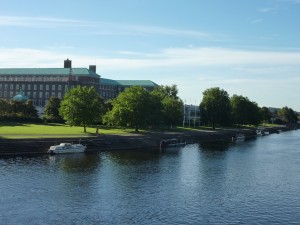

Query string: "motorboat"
[256, 129, 269, 136]
[160, 138, 186, 150]
[232, 133, 245, 142]
[48, 143, 86, 154]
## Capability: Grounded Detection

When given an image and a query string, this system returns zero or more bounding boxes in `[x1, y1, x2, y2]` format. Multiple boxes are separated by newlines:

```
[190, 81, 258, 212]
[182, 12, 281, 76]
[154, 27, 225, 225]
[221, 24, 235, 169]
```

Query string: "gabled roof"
[0, 68, 100, 78]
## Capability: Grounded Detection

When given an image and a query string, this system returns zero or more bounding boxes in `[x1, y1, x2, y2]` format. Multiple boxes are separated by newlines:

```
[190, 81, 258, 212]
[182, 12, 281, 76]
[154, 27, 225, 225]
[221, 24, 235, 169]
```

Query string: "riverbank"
[0, 124, 298, 156]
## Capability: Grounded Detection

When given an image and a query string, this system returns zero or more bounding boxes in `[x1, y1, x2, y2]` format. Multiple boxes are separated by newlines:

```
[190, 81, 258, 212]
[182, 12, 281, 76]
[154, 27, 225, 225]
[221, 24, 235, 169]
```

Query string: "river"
[1, 130, 300, 225]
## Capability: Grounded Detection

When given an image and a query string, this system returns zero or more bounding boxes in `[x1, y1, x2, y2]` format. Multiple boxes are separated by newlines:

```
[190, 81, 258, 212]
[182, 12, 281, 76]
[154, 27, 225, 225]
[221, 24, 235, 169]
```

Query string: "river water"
[1, 130, 300, 225]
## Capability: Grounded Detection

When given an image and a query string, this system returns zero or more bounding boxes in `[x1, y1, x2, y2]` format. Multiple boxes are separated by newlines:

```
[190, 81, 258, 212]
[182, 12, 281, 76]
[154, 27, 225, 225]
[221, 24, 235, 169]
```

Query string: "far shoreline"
[0, 124, 298, 156]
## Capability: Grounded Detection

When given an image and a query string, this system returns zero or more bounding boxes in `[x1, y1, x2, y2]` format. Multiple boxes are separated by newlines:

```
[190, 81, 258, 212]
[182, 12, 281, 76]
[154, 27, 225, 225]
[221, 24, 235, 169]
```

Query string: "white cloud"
[257, 7, 275, 13]
[1, 47, 300, 70]
[0, 15, 218, 39]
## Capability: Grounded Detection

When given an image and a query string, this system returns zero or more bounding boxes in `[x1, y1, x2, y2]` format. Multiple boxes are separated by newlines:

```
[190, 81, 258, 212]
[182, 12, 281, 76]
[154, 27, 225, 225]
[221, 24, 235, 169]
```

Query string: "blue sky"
[1, 0, 300, 110]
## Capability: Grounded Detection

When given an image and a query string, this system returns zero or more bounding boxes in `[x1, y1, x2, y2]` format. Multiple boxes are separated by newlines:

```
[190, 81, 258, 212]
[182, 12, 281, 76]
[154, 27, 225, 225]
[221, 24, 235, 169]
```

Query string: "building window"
[5, 84, 8, 90]
[58, 92, 61, 98]
[46, 85, 49, 90]
[45, 92, 49, 99]
[34, 84, 37, 90]
[52, 85, 55, 91]
[0, 91, 2, 97]
[28, 84, 31, 90]
[22, 84, 25, 90]
[10, 91, 13, 97]
[27, 92, 31, 98]
[33, 92, 37, 98]
[58, 85, 62, 91]
[10, 84, 13, 90]
[39, 92, 43, 98]
[4, 91, 7, 97]
[40, 84, 43, 90]
[39, 99, 43, 106]
[16, 84, 19, 90]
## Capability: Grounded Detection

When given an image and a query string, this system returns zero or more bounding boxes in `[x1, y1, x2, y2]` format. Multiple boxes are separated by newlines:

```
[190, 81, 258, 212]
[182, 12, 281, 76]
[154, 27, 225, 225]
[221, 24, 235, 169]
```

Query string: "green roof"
[100, 78, 119, 85]
[116, 80, 158, 87]
[0, 68, 100, 77]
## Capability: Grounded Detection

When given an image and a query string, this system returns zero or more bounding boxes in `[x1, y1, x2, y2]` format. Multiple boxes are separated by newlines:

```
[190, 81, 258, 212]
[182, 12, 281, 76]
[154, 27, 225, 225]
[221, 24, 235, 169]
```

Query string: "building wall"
[183, 104, 201, 127]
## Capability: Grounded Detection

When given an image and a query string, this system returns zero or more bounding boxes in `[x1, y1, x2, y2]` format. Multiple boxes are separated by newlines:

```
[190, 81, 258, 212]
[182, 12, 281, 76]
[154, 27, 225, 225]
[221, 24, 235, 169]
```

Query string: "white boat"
[160, 138, 186, 150]
[256, 129, 269, 136]
[232, 133, 245, 142]
[48, 143, 86, 154]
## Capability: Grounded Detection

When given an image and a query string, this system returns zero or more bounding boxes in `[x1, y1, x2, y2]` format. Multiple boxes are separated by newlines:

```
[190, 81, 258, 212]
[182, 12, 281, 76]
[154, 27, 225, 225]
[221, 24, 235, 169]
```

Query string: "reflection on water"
[1, 130, 300, 224]
[49, 153, 101, 172]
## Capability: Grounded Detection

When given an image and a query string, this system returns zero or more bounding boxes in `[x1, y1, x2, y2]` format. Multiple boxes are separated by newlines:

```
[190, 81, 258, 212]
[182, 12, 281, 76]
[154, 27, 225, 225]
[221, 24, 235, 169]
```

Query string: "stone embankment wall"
[0, 125, 298, 156]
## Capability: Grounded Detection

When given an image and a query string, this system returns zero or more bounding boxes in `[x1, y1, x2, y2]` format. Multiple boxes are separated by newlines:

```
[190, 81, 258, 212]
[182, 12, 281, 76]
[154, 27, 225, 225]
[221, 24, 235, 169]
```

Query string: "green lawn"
[0, 122, 129, 138]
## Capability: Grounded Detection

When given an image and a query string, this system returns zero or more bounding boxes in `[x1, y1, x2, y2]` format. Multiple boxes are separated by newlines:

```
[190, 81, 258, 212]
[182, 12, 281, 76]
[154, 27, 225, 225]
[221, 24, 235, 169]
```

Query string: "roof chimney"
[89, 65, 96, 73]
[64, 59, 72, 68]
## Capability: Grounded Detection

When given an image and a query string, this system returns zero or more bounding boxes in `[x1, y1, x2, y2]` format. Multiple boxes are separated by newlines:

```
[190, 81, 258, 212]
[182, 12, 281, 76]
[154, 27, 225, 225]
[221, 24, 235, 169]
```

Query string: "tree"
[152, 84, 179, 100]
[59, 86, 104, 133]
[103, 86, 151, 132]
[230, 94, 261, 126]
[260, 107, 272, 124]
[277, 106, 298, 124]
[161, 96, 183, 129]
[44, 97, 63, 122]
[151, 85, 183, 128]
[0, 99, 11, 116]
[200, 87, 231, 129]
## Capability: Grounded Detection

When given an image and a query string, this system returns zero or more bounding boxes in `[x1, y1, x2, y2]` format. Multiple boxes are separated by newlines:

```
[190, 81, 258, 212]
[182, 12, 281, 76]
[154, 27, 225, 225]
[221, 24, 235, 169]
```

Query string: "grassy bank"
[0, 122, 130, 139]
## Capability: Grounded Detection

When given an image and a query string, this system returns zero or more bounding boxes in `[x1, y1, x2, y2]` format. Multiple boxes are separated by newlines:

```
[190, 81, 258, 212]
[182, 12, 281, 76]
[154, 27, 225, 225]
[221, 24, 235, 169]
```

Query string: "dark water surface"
[1, 130, 300, 225]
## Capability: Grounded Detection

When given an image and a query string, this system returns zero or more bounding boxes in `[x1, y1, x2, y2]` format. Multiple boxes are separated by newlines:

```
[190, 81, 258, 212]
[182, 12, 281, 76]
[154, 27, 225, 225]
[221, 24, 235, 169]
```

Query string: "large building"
[0, 59, 159, 113]
[100, 78, 158, 101]
[0, 59, 100, 107]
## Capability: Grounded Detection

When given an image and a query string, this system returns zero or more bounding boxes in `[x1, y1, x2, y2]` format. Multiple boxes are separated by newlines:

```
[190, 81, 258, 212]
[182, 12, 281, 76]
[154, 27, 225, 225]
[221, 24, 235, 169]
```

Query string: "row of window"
[101, 91, 117, 98]
[0, 83, 69, 91]
[0, 91, 62, 99]
[0, 76, 70, 82]
[100, 84, 117, 91]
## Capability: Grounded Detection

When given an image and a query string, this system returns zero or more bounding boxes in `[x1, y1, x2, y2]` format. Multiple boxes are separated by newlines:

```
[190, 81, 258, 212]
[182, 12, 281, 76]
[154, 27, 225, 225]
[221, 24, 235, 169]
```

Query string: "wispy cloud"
[0, 15, 216, 39]
[1, 47, 300, 70]
[257, 7, 275, 13]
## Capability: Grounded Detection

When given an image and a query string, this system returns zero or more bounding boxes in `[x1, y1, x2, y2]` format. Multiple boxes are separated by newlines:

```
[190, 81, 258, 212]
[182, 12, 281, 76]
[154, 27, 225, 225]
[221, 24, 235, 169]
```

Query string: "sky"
[0, 0, 300, 111]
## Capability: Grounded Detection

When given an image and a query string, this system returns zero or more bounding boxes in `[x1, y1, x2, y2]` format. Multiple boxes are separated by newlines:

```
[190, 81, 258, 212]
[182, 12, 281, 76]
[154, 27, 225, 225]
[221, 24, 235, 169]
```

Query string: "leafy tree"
[103, 86, 151, 132]
[277, 106, 298, 124]
[152, 84, 179, 100]
[200, 87, 231, 129]
[230, 94, 261, 126]
[260, 107, 272, 124]
[10, 100, 38, 118]
[161, 96, 183, 129]
[44, 97, 63, 122]
[24, 99, 38, 119]
[0, 99, 11, 116]
[60, 86, 104, 133]
[151, 85, 183, 128]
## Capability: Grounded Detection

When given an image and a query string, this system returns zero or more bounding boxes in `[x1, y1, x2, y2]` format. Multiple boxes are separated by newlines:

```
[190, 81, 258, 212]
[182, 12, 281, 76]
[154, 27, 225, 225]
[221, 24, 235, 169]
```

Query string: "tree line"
[0, 99, 39, 122]
[200, 87, 299, 129]
[44, 85, 183, 132]
[1, 85, 298, 131]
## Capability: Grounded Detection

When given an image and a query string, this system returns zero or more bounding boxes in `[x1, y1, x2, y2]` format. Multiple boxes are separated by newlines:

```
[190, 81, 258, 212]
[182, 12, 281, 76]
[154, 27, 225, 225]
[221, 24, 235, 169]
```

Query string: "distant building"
[0, 59, 159, 113]
[183, 104, 201, 127]
[0, 59, 100, 108]
[100, 78, 158, 101]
